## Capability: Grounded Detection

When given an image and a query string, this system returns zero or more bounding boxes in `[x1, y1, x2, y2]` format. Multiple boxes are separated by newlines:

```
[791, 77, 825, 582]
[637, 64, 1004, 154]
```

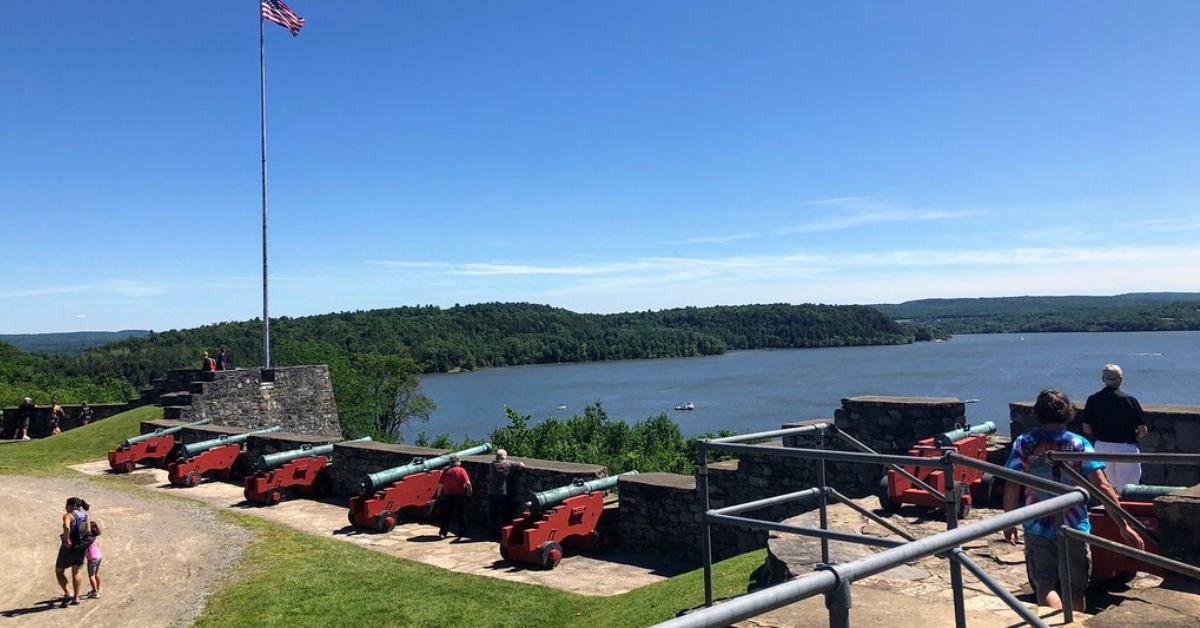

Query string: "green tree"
[340, 353, 435, 442]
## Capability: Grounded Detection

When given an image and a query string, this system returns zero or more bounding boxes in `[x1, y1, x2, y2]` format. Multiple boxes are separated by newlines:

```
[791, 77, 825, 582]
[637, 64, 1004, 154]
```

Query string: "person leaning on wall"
[1081, 364, 1147, 492]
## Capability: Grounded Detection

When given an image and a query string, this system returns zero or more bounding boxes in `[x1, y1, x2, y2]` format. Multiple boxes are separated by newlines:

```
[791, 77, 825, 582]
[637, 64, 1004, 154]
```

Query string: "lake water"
[417, 331, 1200, 440]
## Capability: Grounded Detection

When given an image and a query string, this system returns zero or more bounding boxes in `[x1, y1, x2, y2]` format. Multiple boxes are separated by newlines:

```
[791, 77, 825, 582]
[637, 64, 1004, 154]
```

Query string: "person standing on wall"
[437, 455, 473, 539]
[216, 347, 230, 371]
[1081, 364, 1147, 492]
[50, 399, 65, 435]
[200, 351, 217, 372]
[15, 396, 35, 440]
[77, 402, 94, 427]
[487, 449, 526, 539]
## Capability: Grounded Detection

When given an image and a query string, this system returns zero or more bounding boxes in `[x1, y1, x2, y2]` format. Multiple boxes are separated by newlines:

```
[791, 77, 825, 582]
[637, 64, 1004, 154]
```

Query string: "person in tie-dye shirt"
[1002, 389, 1143, 612]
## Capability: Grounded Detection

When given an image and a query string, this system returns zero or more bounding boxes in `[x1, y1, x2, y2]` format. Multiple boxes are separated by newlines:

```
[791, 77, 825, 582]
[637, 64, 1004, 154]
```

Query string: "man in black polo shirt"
[1081, 364, 1147, 491]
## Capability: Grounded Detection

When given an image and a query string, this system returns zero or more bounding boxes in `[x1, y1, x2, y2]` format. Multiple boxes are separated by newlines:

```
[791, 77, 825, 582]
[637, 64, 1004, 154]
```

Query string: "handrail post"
[818, 429, 830, 565]
[1057, 524, 1074, 623]
[823, 569, 852, 628]
[942, 454, 967, 628]
[698, 440, 714, 607]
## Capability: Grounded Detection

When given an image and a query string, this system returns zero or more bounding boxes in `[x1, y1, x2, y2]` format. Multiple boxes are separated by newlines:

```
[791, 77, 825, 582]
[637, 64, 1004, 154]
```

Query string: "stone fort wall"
[158, 366, 341, 438]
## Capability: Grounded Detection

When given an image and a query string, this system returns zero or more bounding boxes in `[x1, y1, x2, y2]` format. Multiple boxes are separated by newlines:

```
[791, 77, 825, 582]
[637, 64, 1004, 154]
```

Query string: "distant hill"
[62, 302, 914, 385]
[872, 293, 1200, 334]
[0, 330, 151, 355]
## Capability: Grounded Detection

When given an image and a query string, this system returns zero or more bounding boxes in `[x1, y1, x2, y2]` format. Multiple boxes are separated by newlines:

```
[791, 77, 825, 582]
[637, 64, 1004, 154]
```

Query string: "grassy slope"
[0, 404, 161, 474]
[0, 404, 764, 627]
[197, 513, 764, 628]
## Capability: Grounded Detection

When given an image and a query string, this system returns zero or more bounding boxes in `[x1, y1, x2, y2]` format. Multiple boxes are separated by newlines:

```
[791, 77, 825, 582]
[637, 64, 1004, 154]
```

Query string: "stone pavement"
[72, 460, 684, 596]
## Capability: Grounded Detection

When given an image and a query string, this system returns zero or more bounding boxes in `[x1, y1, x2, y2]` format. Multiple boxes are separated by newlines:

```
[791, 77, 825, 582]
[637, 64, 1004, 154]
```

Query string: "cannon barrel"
[1121, 484, 1187, 500]
[256, 436, 372, 471]
[124, 419, 213, 446]
[528, 471, 638, 512]
[178, 426, 283, 458]
[933, 421, 997, 447]
[360, 443, 493, 493]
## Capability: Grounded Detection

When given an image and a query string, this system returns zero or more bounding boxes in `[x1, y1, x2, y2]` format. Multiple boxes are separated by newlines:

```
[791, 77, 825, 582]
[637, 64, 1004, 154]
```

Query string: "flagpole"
[259, 9, 271, 370]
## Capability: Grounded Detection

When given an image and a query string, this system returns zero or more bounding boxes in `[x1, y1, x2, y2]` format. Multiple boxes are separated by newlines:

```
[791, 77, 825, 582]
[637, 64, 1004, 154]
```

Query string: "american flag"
[261, 0, 305, 37]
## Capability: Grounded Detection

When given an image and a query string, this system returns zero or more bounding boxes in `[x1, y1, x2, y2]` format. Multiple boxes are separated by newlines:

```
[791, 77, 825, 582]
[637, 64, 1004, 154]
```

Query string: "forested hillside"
[873, 293, 1200, 334]
[2, 302, 910, 438]
[54, 302, 911, 384]
[0, 343, 137, 407]
[0, 330, 150, 355]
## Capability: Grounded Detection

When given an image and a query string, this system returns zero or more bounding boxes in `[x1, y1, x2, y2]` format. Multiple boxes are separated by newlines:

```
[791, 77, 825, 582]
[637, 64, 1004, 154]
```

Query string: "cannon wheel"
[347, 510, 357, 527]
[957, 497, 972, 520]
[876, 476, 899, 514]
[539, 542, 563, 570]
[377, 511, 397, 533]
[121, 460, 136, 474]
[268, 489, 284, 505]
[185, 472, 199, 487]
[499, 543, 509, 561]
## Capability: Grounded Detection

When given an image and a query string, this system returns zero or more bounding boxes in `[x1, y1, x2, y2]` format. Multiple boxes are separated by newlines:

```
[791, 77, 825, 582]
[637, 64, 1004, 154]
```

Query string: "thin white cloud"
[670, 232, 759, 245]
[1121, 218, 1200, 232]
[801, 196, 873, 206]
[74, 314, 87, 319]
[776, 208, 982, 235]
[0, 279, 168, 300]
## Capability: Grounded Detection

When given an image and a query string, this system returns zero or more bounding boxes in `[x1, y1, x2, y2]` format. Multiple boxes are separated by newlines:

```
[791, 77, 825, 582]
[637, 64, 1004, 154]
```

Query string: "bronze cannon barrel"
[528, 471, 638, 512]
[124, 418, 213, 447]
[177, 425, 283, 458]
[933, 421, 997, 447]
[360, 443, 493, 493]
[256, 436, 372, 471]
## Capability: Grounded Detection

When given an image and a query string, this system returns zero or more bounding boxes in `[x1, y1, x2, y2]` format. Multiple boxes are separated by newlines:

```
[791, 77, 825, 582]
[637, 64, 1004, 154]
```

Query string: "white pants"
[1094, 440, 1141, 493]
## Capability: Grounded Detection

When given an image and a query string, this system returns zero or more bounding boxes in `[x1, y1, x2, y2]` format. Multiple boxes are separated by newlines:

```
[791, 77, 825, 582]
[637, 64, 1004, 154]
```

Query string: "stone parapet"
[2, 402, 142, 439]
[1154, 485, 1200, 569]
[1010, 401, 1200, 486]
[617, 472, 700, 561]
[835, 396, 965, 455]
[163, 366, 341, 437]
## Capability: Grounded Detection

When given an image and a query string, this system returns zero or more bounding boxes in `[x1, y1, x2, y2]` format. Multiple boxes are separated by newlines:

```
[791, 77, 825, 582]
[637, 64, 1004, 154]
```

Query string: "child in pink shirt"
[83, 511, 102, 599]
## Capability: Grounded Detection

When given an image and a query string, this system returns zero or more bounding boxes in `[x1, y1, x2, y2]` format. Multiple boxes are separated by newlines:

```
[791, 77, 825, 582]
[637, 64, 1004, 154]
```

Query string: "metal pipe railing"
[708, 423, 829, 444]
[657, 489, 1089, 628]
[710, 487, 822, 516]
[1046, 451, 1200, 465]
[833, 489, 1090, 581]
[827, 487, 916, 541]
[705, 512, 905, 549]
[832, 427, 946, 501]
[710, 442, 945, 469]
[949, 548, 1049, 628]
[1054, 460, 1158, 544]
[1059, 526, 1200, 581]
[943, 451, 1075, 496]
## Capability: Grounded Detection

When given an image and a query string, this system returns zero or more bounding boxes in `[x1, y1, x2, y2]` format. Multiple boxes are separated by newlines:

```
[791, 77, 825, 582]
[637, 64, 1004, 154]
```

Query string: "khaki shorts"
[1025, 532, 1090, 594]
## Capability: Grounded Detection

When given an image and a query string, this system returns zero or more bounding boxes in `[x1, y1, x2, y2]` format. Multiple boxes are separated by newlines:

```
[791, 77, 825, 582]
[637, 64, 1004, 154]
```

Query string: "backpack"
[70, 512, 94, 548]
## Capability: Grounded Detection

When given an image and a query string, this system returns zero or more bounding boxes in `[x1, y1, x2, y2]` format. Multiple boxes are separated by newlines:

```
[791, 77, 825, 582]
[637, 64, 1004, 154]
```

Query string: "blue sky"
[3, 2, 1199, 333]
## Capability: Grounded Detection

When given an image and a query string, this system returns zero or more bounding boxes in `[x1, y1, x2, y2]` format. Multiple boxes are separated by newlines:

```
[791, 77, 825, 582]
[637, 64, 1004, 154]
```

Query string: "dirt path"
[0, 475, 248, 627]
[71, 460, 679, 596]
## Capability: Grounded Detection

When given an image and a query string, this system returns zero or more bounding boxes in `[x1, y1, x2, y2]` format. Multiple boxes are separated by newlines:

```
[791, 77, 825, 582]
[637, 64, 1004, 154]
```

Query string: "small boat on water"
[556, 404, 568, 410]
[674, 402, 695, 411]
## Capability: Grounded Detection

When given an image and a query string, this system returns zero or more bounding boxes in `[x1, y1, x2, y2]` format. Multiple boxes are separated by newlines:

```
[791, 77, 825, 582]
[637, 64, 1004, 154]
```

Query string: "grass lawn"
[0, 404, 162, 474]
[197, 512, 766, 628]
[1, 405, 767, 627]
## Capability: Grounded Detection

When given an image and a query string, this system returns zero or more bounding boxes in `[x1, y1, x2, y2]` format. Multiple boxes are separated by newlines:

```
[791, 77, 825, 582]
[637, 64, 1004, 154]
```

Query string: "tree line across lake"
[1, 302, 914, 442]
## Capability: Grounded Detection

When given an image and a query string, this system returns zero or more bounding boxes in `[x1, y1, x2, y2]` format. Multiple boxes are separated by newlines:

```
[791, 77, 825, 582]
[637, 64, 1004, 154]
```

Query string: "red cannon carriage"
[167, 426, 281, 487]
[1087, 484, 1179, 584]
[348, 443, 492, 532]
[877, 422, 997, 517]
[108, 419, 212, 473]
[243, 437, 371, 505]
[500, 471, 635, 569]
